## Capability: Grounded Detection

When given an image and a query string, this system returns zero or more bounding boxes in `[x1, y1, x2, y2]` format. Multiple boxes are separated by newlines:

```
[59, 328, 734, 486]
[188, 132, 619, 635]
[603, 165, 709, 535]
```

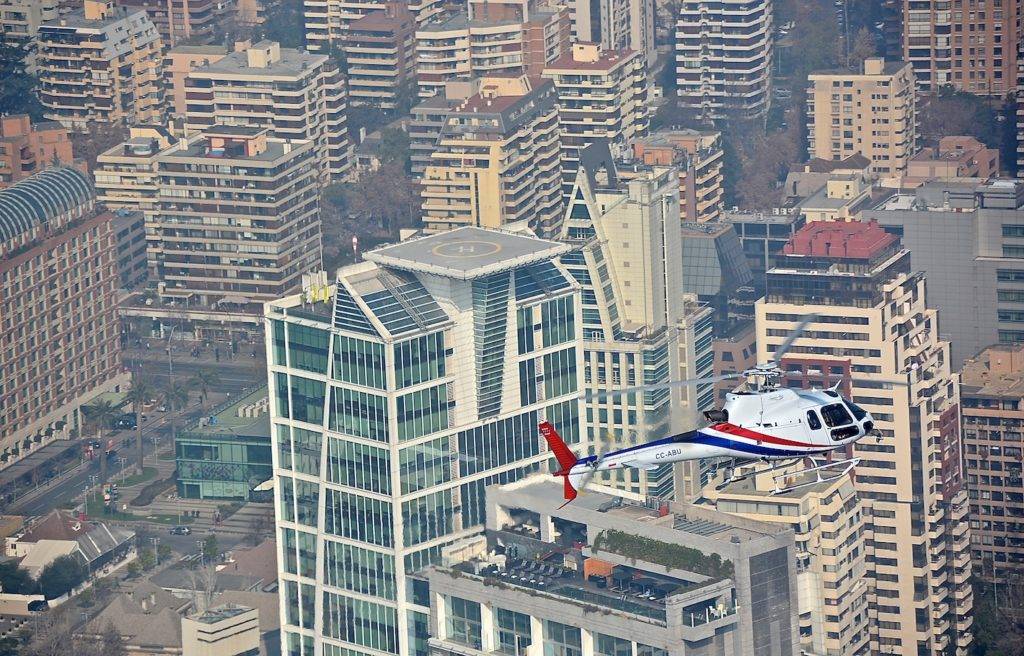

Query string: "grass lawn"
[117, 466, 158, 488]
[85, 496, 193, 525]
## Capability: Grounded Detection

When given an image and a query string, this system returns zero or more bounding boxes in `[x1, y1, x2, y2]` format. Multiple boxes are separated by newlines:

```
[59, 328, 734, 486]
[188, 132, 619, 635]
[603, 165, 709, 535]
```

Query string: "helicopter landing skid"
[768, 457, 860, 495]
[714, 457, 802, 490]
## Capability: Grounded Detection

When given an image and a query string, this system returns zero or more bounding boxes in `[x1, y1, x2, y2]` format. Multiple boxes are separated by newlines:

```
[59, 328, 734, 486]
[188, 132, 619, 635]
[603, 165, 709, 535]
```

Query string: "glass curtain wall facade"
[267, 232, 584, 656]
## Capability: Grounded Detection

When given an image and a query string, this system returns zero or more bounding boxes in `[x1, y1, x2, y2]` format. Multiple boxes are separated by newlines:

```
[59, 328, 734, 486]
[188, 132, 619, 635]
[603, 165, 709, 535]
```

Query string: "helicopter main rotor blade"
[770, 313, 819, 365]
[585, 372, 745, 402]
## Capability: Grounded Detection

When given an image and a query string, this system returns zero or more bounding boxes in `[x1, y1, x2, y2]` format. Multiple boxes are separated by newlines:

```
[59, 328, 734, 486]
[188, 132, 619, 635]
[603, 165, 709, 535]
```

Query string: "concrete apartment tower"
[415, 0, 571, 99]
[959, 345, 1024, 584]
[0, 0, 61, 74]
[0, 168, 125, 464]
[900, 0, 1020, 94]
[558, 154, 714, 499]
[757, 220, 973, 656]
[342, 2, 417, 109]
[37, 0, 165, 131]
[705, 470, 870, 655]
[183, 41, 353, 182]
[807, 58, 917, 177]
[674, 0, 772, 119]
[419, 77, 563, 235]
[146, 127, 323, 311]
[304, 0, 446, 51]
[542, 43, 649, 194]
[629, 129, 725, 223]
[570, 0, 655, 66]
[266, 227, 586, 656]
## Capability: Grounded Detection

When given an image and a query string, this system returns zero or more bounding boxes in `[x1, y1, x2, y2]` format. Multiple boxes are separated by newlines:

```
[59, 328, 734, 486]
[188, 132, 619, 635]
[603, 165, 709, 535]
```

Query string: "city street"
[10, 336, 268, 519]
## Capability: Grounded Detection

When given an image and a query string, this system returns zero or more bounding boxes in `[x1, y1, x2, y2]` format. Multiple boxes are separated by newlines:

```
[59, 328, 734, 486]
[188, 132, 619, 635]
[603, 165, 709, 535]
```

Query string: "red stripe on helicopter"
[708, 423, 821, 449]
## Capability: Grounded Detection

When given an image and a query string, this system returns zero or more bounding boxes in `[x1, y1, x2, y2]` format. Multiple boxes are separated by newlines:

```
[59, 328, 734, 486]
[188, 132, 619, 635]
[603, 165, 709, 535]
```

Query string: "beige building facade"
[542, 43, 649, 192]
[304, 0, 444, 51]
[183, 40, 352, 181]
[707, 473, 870, 656]
[37, 0, 165, 131]
[629, 129, 724, 223]
[757, 220, 973, 656]
[420, 76, 563, 235]
[807, 58, 917, 177]
[0, 0, 61, 73]
[162, 44, 228, 118]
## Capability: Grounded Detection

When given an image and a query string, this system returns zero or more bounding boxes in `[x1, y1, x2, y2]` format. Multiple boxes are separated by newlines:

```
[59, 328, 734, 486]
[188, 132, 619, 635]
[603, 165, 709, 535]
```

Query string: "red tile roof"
[782, 219, 897, 259]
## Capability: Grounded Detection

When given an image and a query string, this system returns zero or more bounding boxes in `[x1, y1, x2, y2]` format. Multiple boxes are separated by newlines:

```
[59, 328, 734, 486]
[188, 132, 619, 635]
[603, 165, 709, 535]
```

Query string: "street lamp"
[196, 538, 205, 567]
[118, 457, 128, 485]
[151, 537, 160, 565]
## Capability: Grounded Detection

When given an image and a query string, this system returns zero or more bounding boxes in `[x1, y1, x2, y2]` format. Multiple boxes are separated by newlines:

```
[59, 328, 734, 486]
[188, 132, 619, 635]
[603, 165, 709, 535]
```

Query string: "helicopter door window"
[820, 403, 854, 427]
[806, 410, 822, 430]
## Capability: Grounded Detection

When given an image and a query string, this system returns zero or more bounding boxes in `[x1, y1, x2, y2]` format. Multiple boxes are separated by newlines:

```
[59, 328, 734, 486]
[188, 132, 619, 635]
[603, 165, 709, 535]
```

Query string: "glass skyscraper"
[266, 227, 585, 656]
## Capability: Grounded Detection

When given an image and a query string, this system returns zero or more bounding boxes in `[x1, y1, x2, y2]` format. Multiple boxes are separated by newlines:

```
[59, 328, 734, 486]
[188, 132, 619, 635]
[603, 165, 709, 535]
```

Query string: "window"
[594, 634, 631, 656]
[821, 403, 854, 427]
[544, 621, 581, 656]
[807, 410, 822, 430]
[445, 597, 482, 648]
[494, 608, 532, 655]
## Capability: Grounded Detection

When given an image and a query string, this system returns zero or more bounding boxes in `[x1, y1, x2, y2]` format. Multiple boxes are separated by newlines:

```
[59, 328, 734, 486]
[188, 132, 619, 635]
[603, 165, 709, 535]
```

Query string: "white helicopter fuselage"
[566, 387, 874, 491]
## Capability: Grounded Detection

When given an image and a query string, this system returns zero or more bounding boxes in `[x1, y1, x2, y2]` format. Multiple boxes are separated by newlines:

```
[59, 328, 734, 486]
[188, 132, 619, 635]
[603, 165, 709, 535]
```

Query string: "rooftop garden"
[591, 530, 735, 579]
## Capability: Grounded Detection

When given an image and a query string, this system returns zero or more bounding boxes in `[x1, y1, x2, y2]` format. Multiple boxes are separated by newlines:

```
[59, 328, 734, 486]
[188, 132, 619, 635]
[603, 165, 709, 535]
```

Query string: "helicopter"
[540, 315, 884, 502]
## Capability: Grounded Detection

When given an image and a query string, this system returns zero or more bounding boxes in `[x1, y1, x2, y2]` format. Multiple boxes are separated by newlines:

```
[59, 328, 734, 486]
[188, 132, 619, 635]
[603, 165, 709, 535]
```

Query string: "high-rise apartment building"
[37, 0, 165, 131]
[706, 471, 870, 656]
[0, 0, 60, 73]
[674, 0, 772, 119]
[419, 76, 562, 235]
[114, 0, 221, 46]
[901, 0, 1020, 94]
[0, 115, 75, 188]
[862, 177, 1024, 367]
[266, 226, 585, 656]
[807, 58, 917, 177]
[184, 40, 352, 181]
[162, 44, 228, 117]
[960, 344, 1024, 582]
[570, 0, 655, 65]
[559, 156, 715, 499]
[415, 0, 571, 98]
[757, 220, 973, 656]
[629, 129, 724, 223]
[93, 125, 173, 212]
[145, 127, 321, 309]
[542, 43, 648, 192]
[342, 2, 417, 109]
[304, 0, 445, 52]
[421, 478, 800, 656]
[0, 167, 125, 464]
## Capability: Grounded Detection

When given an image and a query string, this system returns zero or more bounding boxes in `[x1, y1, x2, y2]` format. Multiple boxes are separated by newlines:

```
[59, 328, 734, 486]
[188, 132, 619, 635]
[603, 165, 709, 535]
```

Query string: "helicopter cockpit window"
[806, 410, 822, 430]
[845, 400, 868, 421]
[820, 403, 854, 427]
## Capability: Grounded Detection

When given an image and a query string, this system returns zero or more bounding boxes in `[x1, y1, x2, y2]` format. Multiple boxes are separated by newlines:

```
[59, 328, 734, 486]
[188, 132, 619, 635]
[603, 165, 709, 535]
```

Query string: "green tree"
[161, 381, 190, 446]
[37, 555, 87, 600]
[124, 376, 155, 475]
[83, 399, 118, 485]
[189, 369, 221, 409]
[202, 535, 219, 563]
[258, 0, 305, 48]
[138, 549, 156, 571]
[0, 560, 36, 594]
[157, 543, 172, 564]
[379, 127, 411, 171]
[0, 33, 43, 120]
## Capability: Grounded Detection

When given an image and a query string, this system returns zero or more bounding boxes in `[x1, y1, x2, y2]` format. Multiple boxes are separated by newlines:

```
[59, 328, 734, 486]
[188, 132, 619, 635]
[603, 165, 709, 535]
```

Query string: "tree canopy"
[37, 555, 87, 599]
